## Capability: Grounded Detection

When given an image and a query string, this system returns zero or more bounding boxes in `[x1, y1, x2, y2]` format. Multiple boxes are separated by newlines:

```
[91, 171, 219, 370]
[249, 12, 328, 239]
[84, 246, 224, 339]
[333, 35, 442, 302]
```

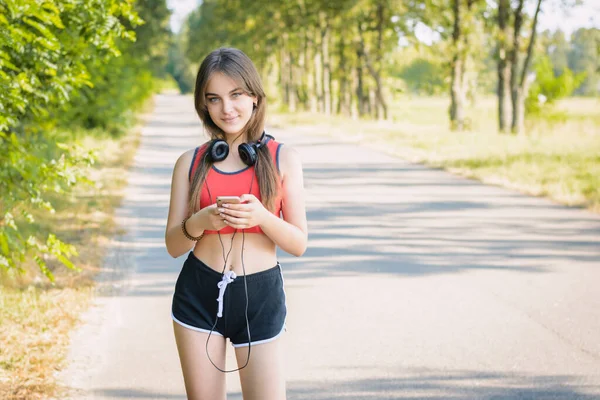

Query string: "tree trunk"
[351, 64, 359, 119]
[511, 0, 542, 134]
[306, 28, 317, 112]
[449, 0, 466, 130]
[375, 1, 385, 119]
[497, 0, 511, 133]
[337, 34, 350, 115]
[299, 28, 307, 110]
[356, 48, 367, 117]
[357, 22, 388, 120]
[512, 86, 526, 135]
[288, 50, 296, 112]
[363, 54, 387, 120]
[376, 2, 384, 65]
[320, 12, 331, 115]
[369, 88, 377, 119]
[314, 28, 323, 113]
[509, 0, 525, 134]
[279, 38, 288, 107]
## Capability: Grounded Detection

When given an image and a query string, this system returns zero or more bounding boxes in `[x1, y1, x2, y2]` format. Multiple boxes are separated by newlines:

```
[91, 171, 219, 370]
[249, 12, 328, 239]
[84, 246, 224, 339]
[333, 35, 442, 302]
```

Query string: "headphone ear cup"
[238, 142, 258, 166]
[208, 140, 229, 162]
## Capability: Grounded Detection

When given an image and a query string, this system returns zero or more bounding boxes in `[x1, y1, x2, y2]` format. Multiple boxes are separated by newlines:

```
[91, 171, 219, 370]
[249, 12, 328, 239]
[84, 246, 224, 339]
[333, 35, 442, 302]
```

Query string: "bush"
[526, 55, 586, 115]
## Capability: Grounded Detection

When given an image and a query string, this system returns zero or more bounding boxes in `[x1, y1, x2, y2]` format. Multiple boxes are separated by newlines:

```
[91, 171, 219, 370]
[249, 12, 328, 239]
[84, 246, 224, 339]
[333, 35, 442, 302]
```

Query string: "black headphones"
[206, 132, 273, 166]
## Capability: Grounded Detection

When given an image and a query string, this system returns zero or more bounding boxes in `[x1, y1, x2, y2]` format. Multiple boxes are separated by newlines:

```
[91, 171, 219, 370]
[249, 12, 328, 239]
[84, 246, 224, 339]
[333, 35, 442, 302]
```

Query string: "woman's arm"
[165, 150, 227, 258]
[258, 145, 307, 256]
[165, 150, 198, 258]
[166, 147, 237, 258]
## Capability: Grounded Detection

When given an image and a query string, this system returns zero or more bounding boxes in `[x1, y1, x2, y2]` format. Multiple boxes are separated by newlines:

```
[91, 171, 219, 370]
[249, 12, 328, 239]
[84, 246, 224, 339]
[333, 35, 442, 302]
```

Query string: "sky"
[166, 0, 199, 33]
[166, 0, 600, 36]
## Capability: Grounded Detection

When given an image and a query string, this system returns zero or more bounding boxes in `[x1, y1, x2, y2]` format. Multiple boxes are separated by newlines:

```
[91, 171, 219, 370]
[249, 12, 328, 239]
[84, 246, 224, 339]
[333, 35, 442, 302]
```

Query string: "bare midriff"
[193, 232, 278, 275]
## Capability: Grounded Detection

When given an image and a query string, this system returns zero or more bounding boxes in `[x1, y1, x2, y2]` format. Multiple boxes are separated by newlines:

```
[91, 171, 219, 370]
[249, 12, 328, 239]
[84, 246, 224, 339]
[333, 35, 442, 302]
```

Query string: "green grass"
[270, 95, 600, 212]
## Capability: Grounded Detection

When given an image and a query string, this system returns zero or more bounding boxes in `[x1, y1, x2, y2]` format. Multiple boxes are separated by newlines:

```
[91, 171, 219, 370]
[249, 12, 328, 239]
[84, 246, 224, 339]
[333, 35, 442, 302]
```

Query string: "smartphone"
[217, 196, 242, 207]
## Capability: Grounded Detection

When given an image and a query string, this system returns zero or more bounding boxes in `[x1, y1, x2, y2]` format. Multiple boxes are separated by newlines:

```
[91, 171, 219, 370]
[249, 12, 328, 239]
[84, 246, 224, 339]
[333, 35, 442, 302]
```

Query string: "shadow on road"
[93, 129, 600, 296]
[91, 367, 599, 400]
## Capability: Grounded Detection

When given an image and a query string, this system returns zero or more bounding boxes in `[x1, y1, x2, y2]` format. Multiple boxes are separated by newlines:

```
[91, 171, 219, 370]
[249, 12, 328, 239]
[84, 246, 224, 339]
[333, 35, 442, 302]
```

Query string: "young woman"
[165, 47, 307, 400]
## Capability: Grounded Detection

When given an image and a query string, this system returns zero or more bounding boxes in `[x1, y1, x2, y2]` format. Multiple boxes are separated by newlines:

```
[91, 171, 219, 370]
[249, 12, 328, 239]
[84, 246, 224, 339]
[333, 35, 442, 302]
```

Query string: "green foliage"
[0, 130, 94, 280]
[568, 28, 600, 96]
[398, 58, 447, 95]
[181, 0, 409, 117]
[122, 0, 172, 77]
[167, 28, 196, 94]
[0, 0, 171, 279]
[539, 29, 570, 76]
[57, 0, 172, 134]
[526, 56, 586, 115]
[0, 0, 142, 132]
[59, 50, 158, 135]
[539, 27, 599, 97]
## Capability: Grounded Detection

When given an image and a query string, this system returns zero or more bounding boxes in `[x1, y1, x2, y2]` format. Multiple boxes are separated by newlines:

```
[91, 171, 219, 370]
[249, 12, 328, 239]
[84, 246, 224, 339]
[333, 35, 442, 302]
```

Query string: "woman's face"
[205, 72, 257, 137]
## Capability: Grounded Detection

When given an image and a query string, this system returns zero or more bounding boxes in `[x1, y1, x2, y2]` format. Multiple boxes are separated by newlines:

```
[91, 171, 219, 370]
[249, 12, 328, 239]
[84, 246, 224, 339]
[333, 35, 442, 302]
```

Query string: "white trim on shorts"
[232, 264, 288, 348]
[171, 312, 224, 337]
[231, 323, 286, 348]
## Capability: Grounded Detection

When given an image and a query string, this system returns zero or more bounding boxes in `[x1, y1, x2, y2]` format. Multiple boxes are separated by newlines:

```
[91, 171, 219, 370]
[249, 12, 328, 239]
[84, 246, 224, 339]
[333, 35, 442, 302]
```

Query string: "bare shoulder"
[278, 144, 303, 180]
[176, 148, 197, 166]
[173, 146, 204, 174]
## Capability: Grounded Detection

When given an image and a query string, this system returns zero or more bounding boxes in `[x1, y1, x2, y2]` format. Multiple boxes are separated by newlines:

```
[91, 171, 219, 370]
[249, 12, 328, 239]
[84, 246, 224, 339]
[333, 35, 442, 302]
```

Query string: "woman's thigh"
[173, 322, 227, 400]
[235, 337, 286, 400]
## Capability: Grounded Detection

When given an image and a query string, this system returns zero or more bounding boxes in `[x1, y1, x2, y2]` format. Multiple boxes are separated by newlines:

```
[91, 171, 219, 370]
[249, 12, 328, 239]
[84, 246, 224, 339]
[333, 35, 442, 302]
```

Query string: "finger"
[239, 194, 257, 203]
[222, 203, 252, 212]
[222, 215, 246, 225]
[223, 219, 245, 229]
[221, 208, 250, 218]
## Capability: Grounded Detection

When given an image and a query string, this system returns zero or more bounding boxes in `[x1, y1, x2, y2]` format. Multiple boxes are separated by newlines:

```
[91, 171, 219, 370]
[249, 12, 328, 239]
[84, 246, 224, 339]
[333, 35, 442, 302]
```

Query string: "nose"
[221, 98, 234, 114]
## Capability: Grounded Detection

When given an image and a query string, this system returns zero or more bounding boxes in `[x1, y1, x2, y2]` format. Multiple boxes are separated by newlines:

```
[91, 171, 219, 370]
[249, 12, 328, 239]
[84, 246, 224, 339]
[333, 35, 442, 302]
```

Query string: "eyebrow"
[205, 88, 243, 97]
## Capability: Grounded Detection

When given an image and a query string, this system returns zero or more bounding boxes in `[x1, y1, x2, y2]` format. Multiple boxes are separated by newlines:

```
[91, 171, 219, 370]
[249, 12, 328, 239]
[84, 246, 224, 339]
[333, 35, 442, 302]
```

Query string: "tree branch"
[519, 0, 543, 88]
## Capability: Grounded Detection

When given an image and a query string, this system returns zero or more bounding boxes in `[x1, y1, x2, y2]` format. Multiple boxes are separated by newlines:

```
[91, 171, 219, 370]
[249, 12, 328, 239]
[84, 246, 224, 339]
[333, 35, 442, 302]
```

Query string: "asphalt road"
[58, 93, 600, 399]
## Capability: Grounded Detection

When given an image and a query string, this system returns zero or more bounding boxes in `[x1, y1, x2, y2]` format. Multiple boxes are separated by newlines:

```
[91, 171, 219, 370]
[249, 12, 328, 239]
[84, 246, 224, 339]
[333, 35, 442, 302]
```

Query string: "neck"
[224, 131, 246, 147]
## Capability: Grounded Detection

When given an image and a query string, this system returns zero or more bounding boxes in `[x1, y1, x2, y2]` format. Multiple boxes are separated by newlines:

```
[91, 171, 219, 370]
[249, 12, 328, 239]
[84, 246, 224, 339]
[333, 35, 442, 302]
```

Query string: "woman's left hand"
[218, 194, 269, 230]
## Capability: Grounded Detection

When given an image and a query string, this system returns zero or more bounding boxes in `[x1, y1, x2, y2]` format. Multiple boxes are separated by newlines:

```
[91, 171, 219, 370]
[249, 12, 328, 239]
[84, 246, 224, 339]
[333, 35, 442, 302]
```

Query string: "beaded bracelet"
[181, 216, 204, 241]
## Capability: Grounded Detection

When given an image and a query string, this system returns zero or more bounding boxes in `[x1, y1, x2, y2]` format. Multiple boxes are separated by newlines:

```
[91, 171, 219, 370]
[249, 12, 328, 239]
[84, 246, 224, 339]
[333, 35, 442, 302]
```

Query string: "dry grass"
[0, 103, 147, 398]
[0, 286, 93, 399]
[270, 96, 600, 213]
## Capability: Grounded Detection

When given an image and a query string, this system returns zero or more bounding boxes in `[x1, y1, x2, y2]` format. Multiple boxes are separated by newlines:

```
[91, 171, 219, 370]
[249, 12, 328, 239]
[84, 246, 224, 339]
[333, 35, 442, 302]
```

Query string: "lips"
[222, 116, 239, 123]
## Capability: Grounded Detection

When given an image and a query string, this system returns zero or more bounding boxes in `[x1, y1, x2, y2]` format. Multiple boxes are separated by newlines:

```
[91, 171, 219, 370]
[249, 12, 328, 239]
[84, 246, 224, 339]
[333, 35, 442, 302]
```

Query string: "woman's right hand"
[195, 203, 228, 231]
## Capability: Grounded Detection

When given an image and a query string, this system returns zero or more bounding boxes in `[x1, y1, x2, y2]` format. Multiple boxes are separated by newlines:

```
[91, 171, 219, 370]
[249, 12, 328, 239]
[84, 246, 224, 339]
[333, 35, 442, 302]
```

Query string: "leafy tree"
[398, 58, 447, 95]
[539, 29, 570, 75]
[167, 27, 196, 94]
[58, 0, 172, 133]
[405, 0, 488, 130]
[0, 0, 141, 279]
[0, 0, 171, 280]
[568, 28, 599, 96]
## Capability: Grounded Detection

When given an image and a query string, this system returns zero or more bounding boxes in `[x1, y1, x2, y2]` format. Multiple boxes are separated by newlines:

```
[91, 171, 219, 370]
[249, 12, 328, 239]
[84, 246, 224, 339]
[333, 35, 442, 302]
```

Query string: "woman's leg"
[173, 321, 227, 400]
[234, 338, 286, 400]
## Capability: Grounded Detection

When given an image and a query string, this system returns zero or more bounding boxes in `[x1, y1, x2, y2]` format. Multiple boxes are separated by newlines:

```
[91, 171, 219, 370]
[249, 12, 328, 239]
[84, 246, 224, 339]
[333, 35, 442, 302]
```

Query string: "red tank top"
[188, 138, 283, 235]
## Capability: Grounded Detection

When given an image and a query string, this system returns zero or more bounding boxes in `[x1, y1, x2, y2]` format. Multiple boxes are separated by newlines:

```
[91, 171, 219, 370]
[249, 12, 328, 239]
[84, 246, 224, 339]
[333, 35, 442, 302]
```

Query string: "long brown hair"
[189, 47, 280, 214]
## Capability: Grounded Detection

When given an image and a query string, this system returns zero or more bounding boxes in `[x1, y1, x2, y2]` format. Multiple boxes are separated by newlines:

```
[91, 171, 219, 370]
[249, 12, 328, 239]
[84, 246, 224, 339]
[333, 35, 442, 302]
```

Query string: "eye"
[232, 92, 242, 98]
[207, 97, 219, 103]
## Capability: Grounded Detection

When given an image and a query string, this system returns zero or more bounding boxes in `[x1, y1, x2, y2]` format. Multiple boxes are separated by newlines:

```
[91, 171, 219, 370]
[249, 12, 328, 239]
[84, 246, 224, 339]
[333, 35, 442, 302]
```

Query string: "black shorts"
[171, 252, 287, 347]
